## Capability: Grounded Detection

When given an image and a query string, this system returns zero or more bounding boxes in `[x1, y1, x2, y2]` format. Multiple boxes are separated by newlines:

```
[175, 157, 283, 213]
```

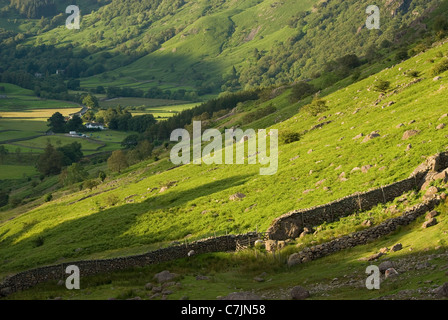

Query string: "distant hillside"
[1, 0, 447, 97]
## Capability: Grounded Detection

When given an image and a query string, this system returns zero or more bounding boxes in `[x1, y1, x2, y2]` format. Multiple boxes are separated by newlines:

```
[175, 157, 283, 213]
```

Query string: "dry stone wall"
[288, 197, 442, 265]
[267, 152, 448, 241]
[0, 233, 260, 297]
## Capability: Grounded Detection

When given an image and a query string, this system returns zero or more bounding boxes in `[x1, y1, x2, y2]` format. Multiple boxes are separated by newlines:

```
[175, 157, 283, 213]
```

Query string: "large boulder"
[290, 286, 310, 300]
[422, 218, 438, 229]
[379, 261, 395, 273]
[391, 243, 403, 252]
[287, 253, 302, 267]
[435, 283, 448, 298]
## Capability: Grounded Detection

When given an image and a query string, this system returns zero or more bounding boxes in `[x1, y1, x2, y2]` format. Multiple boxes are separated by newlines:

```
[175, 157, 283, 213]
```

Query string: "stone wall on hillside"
[287, 197, 442, 265]
[267, 151, 448, 240]
[0, 233, 260, 297]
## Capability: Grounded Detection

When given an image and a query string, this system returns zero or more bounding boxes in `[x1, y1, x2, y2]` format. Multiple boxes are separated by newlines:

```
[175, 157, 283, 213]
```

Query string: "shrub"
[44, 193, 53, 202]
[84, 180, 100, 191]
[406, 70, 421, 78]
[105, 194, 119, 207]
[280, 130, 301, 144]
[33, 236, 44, 248]
[430, 58, 448, 76]
[373, 80, 391, 93]
[301, 98, 328, 116]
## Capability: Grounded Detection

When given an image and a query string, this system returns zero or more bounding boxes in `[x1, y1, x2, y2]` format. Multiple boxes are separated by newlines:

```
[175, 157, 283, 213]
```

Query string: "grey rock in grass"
[290, 286, 310, 300]
[385, 268, 399, 279]
[391, 243, 403, 252]
[379, 261, 395, 273]
[154, 270, 178, 284]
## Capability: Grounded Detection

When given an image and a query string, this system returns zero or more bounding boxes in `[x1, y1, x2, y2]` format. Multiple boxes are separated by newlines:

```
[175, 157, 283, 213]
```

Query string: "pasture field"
[0, 83, 80, 112]
[15, 135, 105, 151]
[0, 165, 38, 180]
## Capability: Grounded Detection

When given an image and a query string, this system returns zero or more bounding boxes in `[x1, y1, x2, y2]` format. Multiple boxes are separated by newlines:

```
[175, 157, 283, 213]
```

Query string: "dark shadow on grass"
[0, 174, 252, 273]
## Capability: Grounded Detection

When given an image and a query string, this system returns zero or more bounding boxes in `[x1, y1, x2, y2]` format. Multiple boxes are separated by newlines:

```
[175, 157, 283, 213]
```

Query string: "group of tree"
[36, 142, 83, 176]
[47, 112, 85, 133]
[102, 85, 200, 101]
[92, 107, 157, 133]
[144, 90, 259, 143]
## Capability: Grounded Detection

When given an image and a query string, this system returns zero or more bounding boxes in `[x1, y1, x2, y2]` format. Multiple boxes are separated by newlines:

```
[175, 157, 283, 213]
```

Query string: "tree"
[302, 98, 328, 116]
[59, 162, 88, 186]
[290, 82, 317, 102]
[66, 115, 84, 132]
[107, 150, 129, 173]
[47, 112, 66, 133]
[36, 143, 64, 176]
[58, 142, 84, 166]
[373, 80, 391, 93]
[82, 94, 99, 109]
[121, 134, 140, 149]
[98, 170, 107, 182]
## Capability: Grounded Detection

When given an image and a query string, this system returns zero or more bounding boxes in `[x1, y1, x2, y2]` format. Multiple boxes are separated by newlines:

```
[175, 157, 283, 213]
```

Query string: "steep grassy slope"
[1, 39, 448, 279]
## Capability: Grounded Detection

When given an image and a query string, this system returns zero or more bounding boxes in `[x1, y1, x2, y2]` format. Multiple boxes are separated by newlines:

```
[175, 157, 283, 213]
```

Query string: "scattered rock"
[406, 144, 412, 151]
[433, 76, 442, 81]
[196, 275, 210, 281]
[362, 131, 380, 143]
[379, 247, 389, 254]
[396, 123, 405, 129]
[127, 296, 142, 300]
[362, 220, 373, 227]
[422, 218, 438, 229]
[57, 280, 65, 286]
[307, 149, 314, 154]
[229, 193, 246, 201]
[152, 286, 162, 293]
[353, 133, 364, 140]
[437, 123, 446, 130]
[290, 286, 310, 300]
[379, 261, 395, 273]
[288, 253, 302, 267]
[367, 252, 384, 261]
[385, 268, 399, 279]
[435, 283, 448, 298]
[144, 283, 153, 290]
[391, 243, 403, 252]
[154, 271, 178, 284]
[361, 165, 373, 173]
[253, 277, 265, 283]
[402, 130, 420, 140]
[424, 186, 439, 199]
[426, 211, 439, 220]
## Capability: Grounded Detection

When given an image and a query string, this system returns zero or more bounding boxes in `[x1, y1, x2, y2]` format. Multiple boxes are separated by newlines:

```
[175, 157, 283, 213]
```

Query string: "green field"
[0, 165, 38, 180]
[0, 83, 79, 112]
[1, 40, 448, 279]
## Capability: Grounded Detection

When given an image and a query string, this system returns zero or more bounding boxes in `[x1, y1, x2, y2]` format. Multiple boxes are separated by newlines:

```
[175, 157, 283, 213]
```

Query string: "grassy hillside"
[1, 38, 448, 283]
